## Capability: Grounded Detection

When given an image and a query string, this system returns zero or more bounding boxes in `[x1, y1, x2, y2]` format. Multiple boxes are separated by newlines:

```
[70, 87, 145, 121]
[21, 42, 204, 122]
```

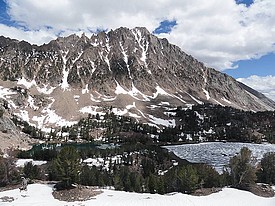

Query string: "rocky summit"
[0, 27, 274, 130]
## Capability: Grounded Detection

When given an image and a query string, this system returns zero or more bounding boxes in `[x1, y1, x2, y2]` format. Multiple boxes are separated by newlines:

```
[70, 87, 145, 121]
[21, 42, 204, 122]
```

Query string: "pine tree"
[196, 164, 221, 188]
[157, 177, 165, 194]
[0, 153, 19, 186]
[177, 165, 199, 193]
[23, 162, 40, 180]
[0, 107, 4, 117]
[0, 157, 8, 186]
[133, 174, 142, 193]
[229, 147, 256, 189]
[80, 165, 95, 186]
[259, 152, 275, 184]
[148, 174, 157, 193]
[52, 146, 81, 189]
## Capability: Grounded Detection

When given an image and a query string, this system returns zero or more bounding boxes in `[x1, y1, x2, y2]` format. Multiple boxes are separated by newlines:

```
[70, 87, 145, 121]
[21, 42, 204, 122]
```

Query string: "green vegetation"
[23, 162, 40, 180]
[164, 104, 275, 143]
[3, 102, 275, 194]
[11, 114, 45, 139]
[0, 152, 20, 187]
[0, 107, 4, 118]
[229, 147, 257, 189]
[10, 103, 275, 144]
[4, 141, 275, 195]
[50, 147, 81, 189]
[257, 152, 275, 184]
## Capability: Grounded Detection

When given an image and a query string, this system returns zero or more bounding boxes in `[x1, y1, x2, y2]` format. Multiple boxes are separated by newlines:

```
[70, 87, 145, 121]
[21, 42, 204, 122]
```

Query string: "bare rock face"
[0, 27, 274, 130]
[0, 100, 36, 151]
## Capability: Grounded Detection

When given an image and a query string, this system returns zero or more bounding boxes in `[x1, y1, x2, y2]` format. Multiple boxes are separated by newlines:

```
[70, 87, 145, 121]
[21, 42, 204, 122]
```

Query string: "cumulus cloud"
[0, 24, 57, 45]
[238, 75, 275, 101]
[1, 0, 275, 70]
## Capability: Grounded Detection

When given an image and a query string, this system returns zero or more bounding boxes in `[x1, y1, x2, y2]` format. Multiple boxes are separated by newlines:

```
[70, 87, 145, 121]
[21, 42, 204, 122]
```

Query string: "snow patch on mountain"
[132, 28, 149, 67]
[17, 77, 56, 94]
[213, 99, 225, 107]
[17, 77, 36, 89]
[14, 110, 31, 124]
[128, 83, 150, 101]
[16, 159, 47, 167]
[112, 108, 128, 116]
[60, 51, 70, 91]
[148, 114, 176, 127]
[120, 42, 132, 79]
[82, 84, 89, 94]
[129, 112, 141, 119]
[90, 94, 102, 103]
[203, 88, 210, 100]
[0, 86, 16, 99]
[30, 98, 77, 131]
[27, 96, 39, 110]
[80, 106, 106, 116]
[221, 97, 231, 104]
[185, 92, 203, 104]
[115, 81, 128, 95]
[37, 84, 56, 95]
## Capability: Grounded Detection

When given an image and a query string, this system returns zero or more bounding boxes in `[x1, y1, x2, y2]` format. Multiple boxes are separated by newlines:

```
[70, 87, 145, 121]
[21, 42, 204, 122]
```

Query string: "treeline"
[47, 111, 158, 142]
[159, 104, 275, 143]
[46, 104, 275, 144]
[17, 145, 275, 194]
[46, 144, 226, 194]
[13, 136, 222, 193]
[0, 152, 20, 187]
[11, 114, 45, 139]
[2, 141, 275, 194]
[14, 127, 275, 193]
[9, 103, 275, 144]
[76, 162, 225, 194]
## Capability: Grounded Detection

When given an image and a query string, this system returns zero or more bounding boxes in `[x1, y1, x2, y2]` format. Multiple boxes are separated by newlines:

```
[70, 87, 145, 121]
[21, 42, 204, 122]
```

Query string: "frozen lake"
[164, 142, 275, 173]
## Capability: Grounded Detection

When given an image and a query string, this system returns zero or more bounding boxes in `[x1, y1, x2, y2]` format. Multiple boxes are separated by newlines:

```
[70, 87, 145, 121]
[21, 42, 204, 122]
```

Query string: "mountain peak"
[0, 27, 274, 130]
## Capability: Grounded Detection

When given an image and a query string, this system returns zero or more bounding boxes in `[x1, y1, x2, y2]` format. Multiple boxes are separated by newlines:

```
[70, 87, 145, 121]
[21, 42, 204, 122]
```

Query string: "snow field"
[0, 183, 274, 206]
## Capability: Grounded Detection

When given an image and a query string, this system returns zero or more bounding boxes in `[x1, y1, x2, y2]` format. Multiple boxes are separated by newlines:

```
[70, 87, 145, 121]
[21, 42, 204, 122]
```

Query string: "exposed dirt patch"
[192, 184, 275, 197]
[0, 196, 14, 202]
[192, 188, 222, 196]
[52, 186, 103, 202]
[248, 184, 274, 197]
[0, 184, 21, 192]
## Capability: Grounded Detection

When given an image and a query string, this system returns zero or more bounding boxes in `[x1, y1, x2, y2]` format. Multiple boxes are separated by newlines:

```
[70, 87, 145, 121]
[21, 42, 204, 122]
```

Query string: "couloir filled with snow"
[164, 142, 275, 173]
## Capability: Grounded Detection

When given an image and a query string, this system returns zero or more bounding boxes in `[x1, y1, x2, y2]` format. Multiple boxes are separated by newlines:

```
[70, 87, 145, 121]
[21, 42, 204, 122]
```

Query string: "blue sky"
[236, 0, 254, 7]
[0, 0, 274, 99]
[153, 20, 177, 35]
[0, 1, 12, 28]
[226, 52, 275, 78]
[225, 0, 275, 79]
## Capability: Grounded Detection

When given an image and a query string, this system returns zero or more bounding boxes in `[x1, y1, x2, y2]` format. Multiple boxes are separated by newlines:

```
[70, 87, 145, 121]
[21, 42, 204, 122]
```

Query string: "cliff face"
[0, 27, 274, 130]
[0, 100, 36, 151]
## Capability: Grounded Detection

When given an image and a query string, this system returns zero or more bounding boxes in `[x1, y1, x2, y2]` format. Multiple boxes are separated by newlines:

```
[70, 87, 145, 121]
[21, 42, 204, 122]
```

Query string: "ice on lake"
[164, 142, 275, 173]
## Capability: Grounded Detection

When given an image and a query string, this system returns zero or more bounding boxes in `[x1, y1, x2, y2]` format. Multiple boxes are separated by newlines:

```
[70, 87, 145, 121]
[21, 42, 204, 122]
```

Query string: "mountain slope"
[0, 100, 36, 151]
[0, 27, 274, 130]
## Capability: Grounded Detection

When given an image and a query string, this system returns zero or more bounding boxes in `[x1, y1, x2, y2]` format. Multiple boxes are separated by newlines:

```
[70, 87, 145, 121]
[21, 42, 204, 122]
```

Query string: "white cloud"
[1, 0, 275, 70]
[238, 75, 275, 101]
[0, 24, 56, 45]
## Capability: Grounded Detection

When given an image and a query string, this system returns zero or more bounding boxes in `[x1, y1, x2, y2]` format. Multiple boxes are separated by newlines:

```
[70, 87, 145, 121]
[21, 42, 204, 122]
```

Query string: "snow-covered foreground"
[164, 142, 275, 173]
[0, 183, 274, 206]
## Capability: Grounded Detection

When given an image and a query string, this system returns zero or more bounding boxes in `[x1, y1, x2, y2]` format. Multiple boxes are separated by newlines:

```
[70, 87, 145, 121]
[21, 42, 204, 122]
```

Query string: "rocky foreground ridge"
[0, 27, 274, 130]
